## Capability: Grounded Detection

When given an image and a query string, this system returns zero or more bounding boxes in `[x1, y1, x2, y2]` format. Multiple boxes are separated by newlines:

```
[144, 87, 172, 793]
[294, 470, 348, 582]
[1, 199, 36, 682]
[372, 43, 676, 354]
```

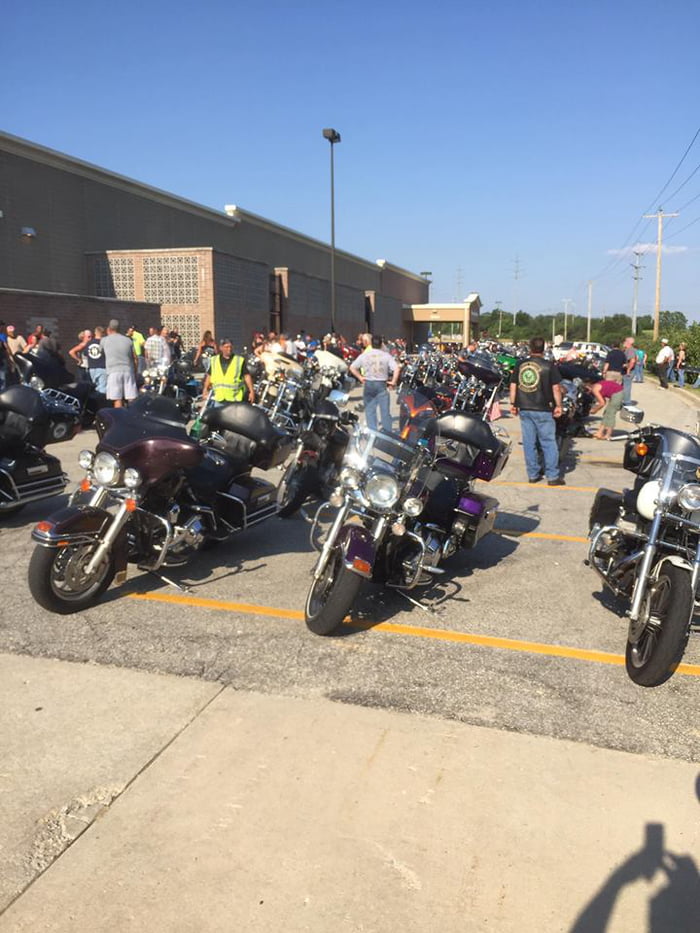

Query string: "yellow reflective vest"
[209, 354, 246, 402]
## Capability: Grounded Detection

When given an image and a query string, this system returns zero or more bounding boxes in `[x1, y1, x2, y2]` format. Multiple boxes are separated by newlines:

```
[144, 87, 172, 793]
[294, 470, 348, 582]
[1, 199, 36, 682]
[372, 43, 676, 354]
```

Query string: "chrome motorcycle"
[588, 421, 699, 686]
[304, 395, 510, 634]
[28, 395, 293, 613]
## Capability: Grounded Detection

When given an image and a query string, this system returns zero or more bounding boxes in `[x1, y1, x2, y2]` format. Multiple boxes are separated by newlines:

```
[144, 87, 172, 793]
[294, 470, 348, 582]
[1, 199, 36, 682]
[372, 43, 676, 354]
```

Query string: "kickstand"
[147, 570, 192, 594]
[398, 590, 435, 614]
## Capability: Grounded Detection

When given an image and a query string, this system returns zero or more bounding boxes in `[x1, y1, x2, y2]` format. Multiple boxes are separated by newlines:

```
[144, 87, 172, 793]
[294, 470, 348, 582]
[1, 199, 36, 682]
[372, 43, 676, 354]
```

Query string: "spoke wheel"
[277, 462, 315, 518]
[29, 543, 115, 614]
[626, 564, 693, 687]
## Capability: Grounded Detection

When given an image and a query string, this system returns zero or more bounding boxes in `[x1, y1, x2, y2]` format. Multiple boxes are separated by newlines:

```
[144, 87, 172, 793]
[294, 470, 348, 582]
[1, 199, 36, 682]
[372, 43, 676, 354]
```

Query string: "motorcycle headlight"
[123, 467, 142, 490]
[636, 480, 662, 520]
[30, 375, 45, 390]
[92, 452, 120, 486]
[78, 449, 95, 471]
[340, 466, 361, 489]
[403, 497, 423, 517]
[365, 473, 399, 509]
[678, 483, 700, 512]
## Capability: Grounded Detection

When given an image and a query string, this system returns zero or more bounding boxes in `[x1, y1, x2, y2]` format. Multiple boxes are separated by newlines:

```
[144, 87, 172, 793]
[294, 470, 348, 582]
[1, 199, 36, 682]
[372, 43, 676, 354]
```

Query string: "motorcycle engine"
[164, 517, 208, 564]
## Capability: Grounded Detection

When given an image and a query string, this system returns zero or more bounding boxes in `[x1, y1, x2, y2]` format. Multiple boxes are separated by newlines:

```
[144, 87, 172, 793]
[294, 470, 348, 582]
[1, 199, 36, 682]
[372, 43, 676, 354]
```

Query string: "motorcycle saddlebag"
[455, 492, 498, 548]
[589, 488, 623, 531]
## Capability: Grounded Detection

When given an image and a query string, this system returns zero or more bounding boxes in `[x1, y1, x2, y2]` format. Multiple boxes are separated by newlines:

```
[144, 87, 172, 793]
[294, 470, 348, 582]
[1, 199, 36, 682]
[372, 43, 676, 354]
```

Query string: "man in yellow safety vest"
[202, 338, 255, 404]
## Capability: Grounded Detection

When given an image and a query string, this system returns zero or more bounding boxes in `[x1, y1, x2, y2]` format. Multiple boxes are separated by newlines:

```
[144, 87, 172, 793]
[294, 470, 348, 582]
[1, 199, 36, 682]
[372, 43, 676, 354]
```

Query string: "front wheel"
[28, 542, 115, 615]
[277, 461, 316, 518]
[625, 563, 693, 687]
[305, 546, 363, 635]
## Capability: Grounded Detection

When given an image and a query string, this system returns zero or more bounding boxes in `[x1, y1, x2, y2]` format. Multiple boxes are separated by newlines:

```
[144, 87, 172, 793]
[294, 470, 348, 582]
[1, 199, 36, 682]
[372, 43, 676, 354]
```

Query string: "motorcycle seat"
[203, 402, 287, 450]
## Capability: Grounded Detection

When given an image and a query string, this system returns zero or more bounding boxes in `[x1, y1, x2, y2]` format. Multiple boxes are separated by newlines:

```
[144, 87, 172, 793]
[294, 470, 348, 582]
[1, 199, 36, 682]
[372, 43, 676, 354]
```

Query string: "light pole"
[323, 128, 341, 333]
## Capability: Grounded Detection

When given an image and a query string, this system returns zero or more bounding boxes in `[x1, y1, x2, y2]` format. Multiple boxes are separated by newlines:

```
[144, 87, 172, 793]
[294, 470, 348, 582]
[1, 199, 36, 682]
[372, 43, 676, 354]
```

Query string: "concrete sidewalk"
[1, 653, 698, 932]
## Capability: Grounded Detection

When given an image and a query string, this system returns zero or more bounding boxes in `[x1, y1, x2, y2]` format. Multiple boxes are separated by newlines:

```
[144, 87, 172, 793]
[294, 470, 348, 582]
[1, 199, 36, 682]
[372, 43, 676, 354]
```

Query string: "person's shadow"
[570, 822, 700, 931]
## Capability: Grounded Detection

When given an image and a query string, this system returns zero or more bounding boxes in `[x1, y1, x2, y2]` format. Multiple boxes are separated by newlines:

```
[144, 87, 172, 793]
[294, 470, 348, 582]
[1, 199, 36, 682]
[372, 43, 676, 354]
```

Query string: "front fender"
[32, 505, 128, 573]
[338, 524, 376, 578]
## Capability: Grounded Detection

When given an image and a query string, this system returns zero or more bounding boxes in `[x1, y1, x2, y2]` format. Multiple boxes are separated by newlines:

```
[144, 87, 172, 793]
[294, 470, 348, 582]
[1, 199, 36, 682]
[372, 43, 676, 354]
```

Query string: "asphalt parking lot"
[1, 379, 699, 760]
[1, 379, 699, 930]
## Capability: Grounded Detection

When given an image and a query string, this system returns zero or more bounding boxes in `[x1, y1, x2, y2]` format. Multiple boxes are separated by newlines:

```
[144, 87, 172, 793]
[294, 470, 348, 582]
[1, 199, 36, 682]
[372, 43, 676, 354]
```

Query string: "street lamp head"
[322, 128, 341, 144]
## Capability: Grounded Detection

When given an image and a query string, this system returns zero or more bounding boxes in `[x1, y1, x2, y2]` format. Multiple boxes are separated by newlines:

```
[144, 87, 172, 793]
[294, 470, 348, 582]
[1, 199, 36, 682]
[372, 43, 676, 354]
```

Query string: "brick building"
[0, 132, 429, 351]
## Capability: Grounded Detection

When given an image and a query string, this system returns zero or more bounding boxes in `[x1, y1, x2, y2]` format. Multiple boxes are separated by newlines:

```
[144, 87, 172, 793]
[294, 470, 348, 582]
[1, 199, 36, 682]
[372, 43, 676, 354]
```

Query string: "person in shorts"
[101, 319, 137, 407]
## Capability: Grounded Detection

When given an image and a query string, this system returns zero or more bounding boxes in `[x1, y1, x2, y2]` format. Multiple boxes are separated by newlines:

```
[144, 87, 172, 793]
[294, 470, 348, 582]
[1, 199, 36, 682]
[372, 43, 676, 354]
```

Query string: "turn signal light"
[35, 521, 54, 533]
[635, 443, 649, 456]
[352, 557, 372, 575]
[125, 498, 137, 512]
[80, 479, 91, 492]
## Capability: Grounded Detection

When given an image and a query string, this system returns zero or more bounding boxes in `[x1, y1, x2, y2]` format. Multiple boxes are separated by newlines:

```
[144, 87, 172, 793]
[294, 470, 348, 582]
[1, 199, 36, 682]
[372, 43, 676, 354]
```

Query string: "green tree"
[659, 310, 688, 332]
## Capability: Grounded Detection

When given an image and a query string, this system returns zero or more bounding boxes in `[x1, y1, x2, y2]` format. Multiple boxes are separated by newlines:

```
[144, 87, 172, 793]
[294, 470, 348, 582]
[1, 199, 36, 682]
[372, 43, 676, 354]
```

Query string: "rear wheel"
[305, 546, 363, 635]
[277, 462, 315, 518]
[29, 542, 115, 614]
[626, 563, 693, 686]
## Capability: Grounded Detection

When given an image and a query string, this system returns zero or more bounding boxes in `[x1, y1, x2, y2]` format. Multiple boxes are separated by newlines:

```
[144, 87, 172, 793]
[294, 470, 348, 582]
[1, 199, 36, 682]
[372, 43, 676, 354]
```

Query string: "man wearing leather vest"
[203, 338, 255, 404]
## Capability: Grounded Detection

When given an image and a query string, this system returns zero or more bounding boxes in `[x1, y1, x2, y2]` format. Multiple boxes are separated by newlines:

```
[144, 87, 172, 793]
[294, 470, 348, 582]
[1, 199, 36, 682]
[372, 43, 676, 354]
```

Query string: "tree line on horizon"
[479, 309, 700, 365]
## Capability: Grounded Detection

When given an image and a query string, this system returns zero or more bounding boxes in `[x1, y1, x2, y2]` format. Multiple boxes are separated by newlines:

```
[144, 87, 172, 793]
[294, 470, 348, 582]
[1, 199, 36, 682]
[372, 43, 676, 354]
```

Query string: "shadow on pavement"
[570, 822, 700, 932]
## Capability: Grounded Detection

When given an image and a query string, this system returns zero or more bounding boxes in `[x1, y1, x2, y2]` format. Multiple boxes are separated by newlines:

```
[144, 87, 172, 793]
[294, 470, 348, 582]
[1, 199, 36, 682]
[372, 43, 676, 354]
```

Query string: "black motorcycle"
[276, 391, 357, 517]
[304, 394, 511, 634]
[0, 384, 81, 518]
[588, 420, 698, 686]
[14, 351, 106, 427]
[28, 394, 293, 613]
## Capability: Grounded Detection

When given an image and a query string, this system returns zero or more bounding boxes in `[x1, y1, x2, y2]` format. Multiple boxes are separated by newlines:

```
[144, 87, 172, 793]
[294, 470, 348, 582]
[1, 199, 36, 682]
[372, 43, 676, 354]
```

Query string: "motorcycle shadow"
[95, 513, 313, 604]
[590, 586, 628, 619]
[342, 530, 522, 633]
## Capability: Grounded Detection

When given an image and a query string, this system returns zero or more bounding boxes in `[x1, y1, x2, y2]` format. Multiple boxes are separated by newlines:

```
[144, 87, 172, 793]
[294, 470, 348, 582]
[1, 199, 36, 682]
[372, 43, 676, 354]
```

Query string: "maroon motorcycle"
[28, 395, 293, 613]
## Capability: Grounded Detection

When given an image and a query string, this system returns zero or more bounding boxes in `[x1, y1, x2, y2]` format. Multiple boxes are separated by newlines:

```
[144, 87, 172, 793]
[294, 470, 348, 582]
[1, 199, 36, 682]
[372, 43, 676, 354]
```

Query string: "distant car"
[573, 341, 611, 357]
[551, 341, 575, 361]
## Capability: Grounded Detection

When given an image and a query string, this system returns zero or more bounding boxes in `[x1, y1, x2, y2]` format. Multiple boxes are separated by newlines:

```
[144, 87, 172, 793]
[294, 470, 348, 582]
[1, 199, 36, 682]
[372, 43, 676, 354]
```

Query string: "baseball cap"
[661, 338, 669, 343]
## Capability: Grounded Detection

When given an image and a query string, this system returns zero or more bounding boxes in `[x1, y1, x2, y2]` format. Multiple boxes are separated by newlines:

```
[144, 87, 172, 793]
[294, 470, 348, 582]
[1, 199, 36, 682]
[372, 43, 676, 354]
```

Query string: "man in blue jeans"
[350, 334, 399, 433]
[509, 336, 564, 486]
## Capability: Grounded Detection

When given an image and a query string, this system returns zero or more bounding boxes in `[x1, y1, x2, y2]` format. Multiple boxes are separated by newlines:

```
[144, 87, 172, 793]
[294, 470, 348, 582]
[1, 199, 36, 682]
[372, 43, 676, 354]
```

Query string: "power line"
[641, 125, 700, 213]
[665, 213, 700, 241]
[587, 125, 700, 283]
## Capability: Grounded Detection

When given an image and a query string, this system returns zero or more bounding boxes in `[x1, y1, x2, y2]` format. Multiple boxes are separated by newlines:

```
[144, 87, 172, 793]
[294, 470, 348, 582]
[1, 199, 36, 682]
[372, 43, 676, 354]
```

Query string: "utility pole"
[495, 300, 503, 337]
[643, 209, 678, 340]
[562, 298, 573, 341]
[512, 256, 522, 325]
[587, 281, 593, 342]
[631, 251, 644, 335]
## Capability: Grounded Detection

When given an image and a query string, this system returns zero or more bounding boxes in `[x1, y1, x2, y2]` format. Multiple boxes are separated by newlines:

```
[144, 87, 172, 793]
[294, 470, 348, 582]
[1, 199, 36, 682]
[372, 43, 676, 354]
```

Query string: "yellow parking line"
[490, 481, 598, 492]
[128, 592, 700, 678]
[494, 531, 588, 543]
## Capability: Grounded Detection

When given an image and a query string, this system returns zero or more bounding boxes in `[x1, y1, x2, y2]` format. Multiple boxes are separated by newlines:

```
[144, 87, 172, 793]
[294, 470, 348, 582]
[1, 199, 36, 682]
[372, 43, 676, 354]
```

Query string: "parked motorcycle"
[140, 357, 200, 420]
[28, 394, 293, 613]
[0, 384, 81, 517]
[304, 395, 511, 634]
[14, 351, 106, 427]
[276, 391, 357, 517]
[586, 417, 700, 686]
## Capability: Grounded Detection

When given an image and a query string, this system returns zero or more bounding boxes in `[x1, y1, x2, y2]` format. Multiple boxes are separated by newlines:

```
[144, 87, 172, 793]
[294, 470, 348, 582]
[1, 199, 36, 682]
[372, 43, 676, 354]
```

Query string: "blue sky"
[4, 0, 700, 320]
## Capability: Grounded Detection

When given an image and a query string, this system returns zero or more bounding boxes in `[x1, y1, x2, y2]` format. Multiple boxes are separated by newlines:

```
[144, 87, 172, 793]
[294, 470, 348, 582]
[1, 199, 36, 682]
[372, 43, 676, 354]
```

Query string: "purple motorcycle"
[304, 393, 511, 635]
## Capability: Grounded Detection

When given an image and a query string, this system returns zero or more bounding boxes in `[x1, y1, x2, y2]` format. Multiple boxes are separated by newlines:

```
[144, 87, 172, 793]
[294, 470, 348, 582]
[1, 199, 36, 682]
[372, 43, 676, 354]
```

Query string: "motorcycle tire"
[305, 546, 363, 635]
[625, 563, 693, 687]
[28, 543, 115, 615]
[277, 462, 315, 518]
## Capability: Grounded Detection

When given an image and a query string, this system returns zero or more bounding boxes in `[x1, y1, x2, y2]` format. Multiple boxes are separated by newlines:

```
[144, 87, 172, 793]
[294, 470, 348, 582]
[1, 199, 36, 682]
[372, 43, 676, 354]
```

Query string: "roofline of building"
[0, 286, 158, 305]
[0, 131, 426, 285]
